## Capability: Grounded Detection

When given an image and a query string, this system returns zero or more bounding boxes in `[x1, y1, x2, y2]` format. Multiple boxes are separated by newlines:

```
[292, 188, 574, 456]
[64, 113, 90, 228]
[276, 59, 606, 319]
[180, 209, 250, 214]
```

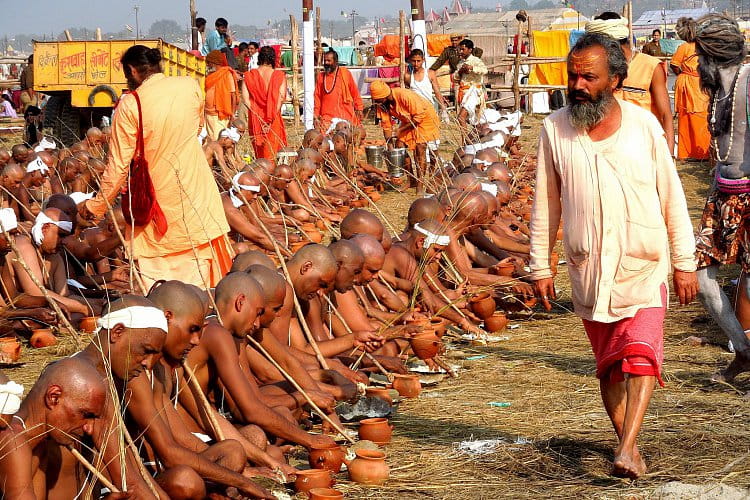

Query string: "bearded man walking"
[529, 33, 698, 479]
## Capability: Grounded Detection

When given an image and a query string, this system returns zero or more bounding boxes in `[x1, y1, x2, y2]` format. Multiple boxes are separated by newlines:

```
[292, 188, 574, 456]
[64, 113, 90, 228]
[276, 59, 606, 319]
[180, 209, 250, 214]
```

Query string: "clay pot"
[392, 374, 421, 398]
[79, 316, 99, 334]
[308, 488, 344, 500]
[524, 297, 538, 309]
[368, 191, 382, 202]
[495, 262, 515, 277]
[363, 185, 376, 194]
[294, 469, 335, 493]
[358, 418, 394, 445]
[30, 329, 57, 348]
[409, 331, 441, 360]
[351, 198, 368, 208]
[301, 222, 317, 232]
[308, 442, 346, 473]
[470, 292, 496, 320]
[290, 241, 308, 253]
[484, 312, 508, 333]
[0, 337, 21, 362]
[316, 219, 327, 231]
[348, 449, 390, 486]
[307, 230, 324, 244]
[365, 387, 392, 405]
[336, 206, 350, 216]
[429, 318, 448, 338]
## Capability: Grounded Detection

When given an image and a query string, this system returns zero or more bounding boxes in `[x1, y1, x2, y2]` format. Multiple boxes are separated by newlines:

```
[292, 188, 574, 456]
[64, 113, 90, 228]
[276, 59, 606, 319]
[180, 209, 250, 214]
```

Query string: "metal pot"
[365, 145, 385, 168]
[385, 148, 406, 178]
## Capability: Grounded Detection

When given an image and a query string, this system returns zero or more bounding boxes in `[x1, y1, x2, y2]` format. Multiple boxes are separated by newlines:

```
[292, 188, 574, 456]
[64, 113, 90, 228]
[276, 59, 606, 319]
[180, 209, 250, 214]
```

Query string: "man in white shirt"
[454, 39, 487, 130]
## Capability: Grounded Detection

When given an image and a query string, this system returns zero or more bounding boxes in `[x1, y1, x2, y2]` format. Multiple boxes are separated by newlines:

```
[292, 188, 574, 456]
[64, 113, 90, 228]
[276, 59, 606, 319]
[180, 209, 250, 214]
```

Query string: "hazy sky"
[0, 0, 499, 37]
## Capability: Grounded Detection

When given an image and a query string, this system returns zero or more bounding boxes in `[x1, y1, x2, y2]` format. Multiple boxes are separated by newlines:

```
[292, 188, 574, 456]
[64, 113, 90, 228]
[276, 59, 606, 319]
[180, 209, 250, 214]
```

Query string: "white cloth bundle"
[69, 192, 94, 205]
[26, 158, 49, 174]
[0, 381, 24, 415]
[32, 212, 73, 245]
[481, 182, 499, 196]
[0, 208, 17, 233]
[33, 137, 57, 152]
[96, 306, 168, 333]
[414, 222, 450, 249]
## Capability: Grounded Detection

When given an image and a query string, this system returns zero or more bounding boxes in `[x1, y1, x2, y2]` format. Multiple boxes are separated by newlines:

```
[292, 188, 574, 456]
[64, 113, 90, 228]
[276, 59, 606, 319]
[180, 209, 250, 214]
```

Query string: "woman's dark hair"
[408, 48, 425, 59]
[258, 46, 276, 68]
[569, 32, 628, 89]
[120, 45, 162, 79]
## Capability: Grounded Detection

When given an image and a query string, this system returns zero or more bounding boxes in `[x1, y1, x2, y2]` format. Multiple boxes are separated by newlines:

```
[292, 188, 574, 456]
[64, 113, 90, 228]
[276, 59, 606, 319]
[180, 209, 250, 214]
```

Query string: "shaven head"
[251, 158, 274, 175]
[1, 162, 24, 190]
[85, 127, 104, 145]
[231, 250, 276, 272]
[407, 218, 451, 260]
[293, 158, 317, 179]
[0, 150, 10, 167]
[454, 191, 488, 228]
[214, 272, 264, 336]
[486, 163, 511, 183]
[349, 233, 385, 284]
[452, 173, 481, 192]
[246, 264, 286, 327]
[11, 144, 29, 163]
[340, 209, 384, 241]
[26, 357, 106, 445]
[303, 129, 324, 149]
[476, 148, 500, 163]
[287, 243, 337, 300]
[297, 148, 323, 166]
[477, 190, 499, 223]
[407, 198, 442, 229]
[146, 282, 205, 365]
[329, 239, 364, 292]
[45, 194, 77, 226]
[496, 181, 511, 205]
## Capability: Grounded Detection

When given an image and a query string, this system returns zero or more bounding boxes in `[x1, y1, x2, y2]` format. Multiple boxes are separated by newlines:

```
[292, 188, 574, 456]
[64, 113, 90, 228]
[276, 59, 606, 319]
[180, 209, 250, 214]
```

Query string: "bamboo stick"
[69, 447, 121, 493]
[290, 15, 300, 127]
[399, 11, 406, 89]
[513, 19, 523, 111]
[182, 361, 226, 441]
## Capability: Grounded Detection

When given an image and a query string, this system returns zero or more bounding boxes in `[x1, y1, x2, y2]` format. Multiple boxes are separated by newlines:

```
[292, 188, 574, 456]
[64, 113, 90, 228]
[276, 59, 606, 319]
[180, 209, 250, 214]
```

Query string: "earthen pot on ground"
[308, 442, 346, 473]
[308, 488, 344, 500]
[294, 469, 335, 493]
[307, 230, 324, 244]
[392, 374, 421, 398]
[429, 318, 449, 338]
[357, 418, 394, 445]
[365, 387, 392, 405]
[316, 219, 328, 231]
[409, 331, 441, 360]
[79, 316, 99, 334]
[484, 312, 508, 333]
[368, 191, 382, 202]
[290, 241, 309, 253]
[363, 186, 376, 194]
[30, 329, 57, 348]
[495, 262, 515, 277]
[336, 205, 350, 216]
[470, 292, 496, 320]
[0, 337, 21, 362]
[348, 449, 390, 486]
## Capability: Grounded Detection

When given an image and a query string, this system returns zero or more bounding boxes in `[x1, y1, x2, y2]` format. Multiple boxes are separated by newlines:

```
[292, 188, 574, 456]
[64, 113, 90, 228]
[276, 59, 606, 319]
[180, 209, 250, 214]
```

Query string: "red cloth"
[582, 285, 667, 386]
[244, 69, 287, 160]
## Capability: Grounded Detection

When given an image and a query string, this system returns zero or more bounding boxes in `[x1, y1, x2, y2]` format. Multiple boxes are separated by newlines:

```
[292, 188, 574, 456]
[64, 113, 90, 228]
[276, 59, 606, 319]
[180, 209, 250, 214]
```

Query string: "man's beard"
[126, 75, 141, 91]
[323, 64, 335, 73]
[567, 88, 615, 130]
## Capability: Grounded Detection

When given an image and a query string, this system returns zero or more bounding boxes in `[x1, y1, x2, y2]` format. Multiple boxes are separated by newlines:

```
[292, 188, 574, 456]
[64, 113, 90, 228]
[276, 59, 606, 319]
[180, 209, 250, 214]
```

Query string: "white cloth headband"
[481, 182, 499, 196]
[69, 192, 94, 205]
[26, 158, 49, 174]
[0, 381, 23, 415]
[96, 306, 168, 333]
[32, 212, 73, 246]
[0, 207, 17, 232]
[220, 127, 241, 143]
[414, 222, 450, 249]
[231, 172, 260, 193]
[34, 137, 57, 152]
[473, 158, 493, 167]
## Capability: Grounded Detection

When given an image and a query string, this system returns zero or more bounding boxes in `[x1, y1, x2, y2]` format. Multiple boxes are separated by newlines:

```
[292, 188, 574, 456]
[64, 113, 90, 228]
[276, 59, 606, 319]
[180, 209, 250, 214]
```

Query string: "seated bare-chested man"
[18, 154, 56, 220]
[0, 150, 10, 169]
[0, 358, 108, 500]
[9, 145, 30, 167]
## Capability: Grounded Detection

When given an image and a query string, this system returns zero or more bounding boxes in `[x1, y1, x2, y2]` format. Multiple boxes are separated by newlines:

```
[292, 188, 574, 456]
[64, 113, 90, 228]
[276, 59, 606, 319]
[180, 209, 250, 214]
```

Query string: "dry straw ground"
[2, 114, 749, 499]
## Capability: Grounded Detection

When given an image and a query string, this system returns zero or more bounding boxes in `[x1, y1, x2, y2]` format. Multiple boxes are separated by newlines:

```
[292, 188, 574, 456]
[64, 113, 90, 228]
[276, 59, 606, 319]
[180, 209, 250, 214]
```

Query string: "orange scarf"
[205, 66, 235, 120]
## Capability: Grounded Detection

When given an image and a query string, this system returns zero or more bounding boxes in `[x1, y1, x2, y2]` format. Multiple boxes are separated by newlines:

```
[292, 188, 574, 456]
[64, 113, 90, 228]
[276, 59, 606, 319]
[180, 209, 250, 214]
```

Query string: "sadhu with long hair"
[242, 46, 287, 161]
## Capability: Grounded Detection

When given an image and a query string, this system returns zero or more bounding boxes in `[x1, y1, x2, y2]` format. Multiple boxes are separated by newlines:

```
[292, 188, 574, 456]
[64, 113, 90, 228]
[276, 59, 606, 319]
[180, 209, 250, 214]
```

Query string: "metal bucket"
[385, 148, 406, 178]
[365, 145, 385, 169]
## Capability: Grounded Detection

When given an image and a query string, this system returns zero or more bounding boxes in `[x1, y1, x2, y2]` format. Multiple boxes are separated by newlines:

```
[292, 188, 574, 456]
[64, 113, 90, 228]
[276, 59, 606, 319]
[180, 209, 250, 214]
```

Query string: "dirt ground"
[3, 114, 750, 499]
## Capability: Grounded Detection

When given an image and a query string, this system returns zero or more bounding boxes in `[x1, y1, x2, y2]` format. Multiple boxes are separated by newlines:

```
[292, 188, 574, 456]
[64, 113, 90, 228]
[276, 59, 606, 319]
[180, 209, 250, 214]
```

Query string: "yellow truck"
[33, 39, 205, 145]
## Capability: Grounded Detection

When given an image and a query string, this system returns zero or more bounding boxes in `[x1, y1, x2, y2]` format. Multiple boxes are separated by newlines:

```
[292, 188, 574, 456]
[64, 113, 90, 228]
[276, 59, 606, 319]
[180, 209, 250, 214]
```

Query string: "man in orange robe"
[314, 50, 363, 133]
[670, 21, 710, 160]
[204, 50, 238, 140]
[370, 80, 440, 193]
[82, 45, 232, 289]
[243, 46, 287, 161]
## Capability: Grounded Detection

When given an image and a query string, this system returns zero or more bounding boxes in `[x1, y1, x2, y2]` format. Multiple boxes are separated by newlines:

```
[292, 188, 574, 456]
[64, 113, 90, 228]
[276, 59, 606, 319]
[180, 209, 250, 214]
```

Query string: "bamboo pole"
[190, 0, 198, 51]
[527, 16, 534, 57]
[64, 30, 73, 41]
[513, 20, 522, 111]
[95, 28, 102, 41]
[627, 1, 633, 45]
[182, 361, 226, 441]
[245, 334, 355, 444]
[290, 15, 300, 127]
[399, 11, 406, 88]
[315, 7, 322, 71]
[69, 447, 121, 493]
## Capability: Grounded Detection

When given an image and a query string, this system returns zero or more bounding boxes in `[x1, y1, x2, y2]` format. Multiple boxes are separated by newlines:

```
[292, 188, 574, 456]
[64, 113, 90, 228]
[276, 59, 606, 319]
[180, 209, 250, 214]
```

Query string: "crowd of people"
[0, 9, 745, 499]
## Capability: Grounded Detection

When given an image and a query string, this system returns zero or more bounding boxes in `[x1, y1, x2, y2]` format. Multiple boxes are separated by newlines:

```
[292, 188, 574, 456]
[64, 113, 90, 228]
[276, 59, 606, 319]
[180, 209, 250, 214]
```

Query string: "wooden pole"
[69, 447, 121, 493]
[290, 15, 300, 127]
[315, 6, 323, 71]
[399, 11, 406, 88]
[95, 28, 102, 41]
[190, 0, 198, 51]
[64, 30, 73, 41]
[627, 1, 633, 46]
[527, 17, 533, 57]
[182, 361, 226, 441]
[513, 19, 523, 111]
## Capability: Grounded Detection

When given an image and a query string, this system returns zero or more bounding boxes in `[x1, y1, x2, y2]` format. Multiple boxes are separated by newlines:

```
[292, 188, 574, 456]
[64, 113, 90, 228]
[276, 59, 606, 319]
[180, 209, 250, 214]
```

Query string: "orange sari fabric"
[244, 69, 287, 160]
[205, 66, 236, 120]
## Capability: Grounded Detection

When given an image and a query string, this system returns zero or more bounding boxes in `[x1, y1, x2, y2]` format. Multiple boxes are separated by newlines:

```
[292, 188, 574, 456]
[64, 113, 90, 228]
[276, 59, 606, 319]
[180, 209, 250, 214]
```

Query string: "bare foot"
[712, 352, 750, 383]
[612, 446, 647, 479]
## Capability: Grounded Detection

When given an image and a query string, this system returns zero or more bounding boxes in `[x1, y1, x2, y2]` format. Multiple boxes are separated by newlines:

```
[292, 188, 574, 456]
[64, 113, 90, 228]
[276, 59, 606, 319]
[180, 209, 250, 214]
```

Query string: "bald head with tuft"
[340, 209, 385, 241]
[231, 250, 276, 272]
[407, 198, 442, 229]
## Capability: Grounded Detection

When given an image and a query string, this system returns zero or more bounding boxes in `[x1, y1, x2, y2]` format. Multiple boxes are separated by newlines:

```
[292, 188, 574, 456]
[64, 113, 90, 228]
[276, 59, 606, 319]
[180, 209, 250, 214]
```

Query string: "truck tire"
[44, 95, 80, 146]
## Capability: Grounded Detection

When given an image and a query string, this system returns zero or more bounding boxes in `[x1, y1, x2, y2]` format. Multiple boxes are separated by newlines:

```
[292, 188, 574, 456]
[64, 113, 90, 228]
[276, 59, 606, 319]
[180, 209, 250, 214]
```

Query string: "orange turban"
[369, 80, 391, 100]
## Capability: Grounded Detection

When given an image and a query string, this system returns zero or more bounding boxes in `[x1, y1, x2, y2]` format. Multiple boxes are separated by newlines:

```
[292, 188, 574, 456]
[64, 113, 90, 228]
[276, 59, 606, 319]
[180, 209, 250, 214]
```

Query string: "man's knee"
[156, 465, 206, 500]
[206, 439, 247, 472]
[240, 424, 268, 450]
